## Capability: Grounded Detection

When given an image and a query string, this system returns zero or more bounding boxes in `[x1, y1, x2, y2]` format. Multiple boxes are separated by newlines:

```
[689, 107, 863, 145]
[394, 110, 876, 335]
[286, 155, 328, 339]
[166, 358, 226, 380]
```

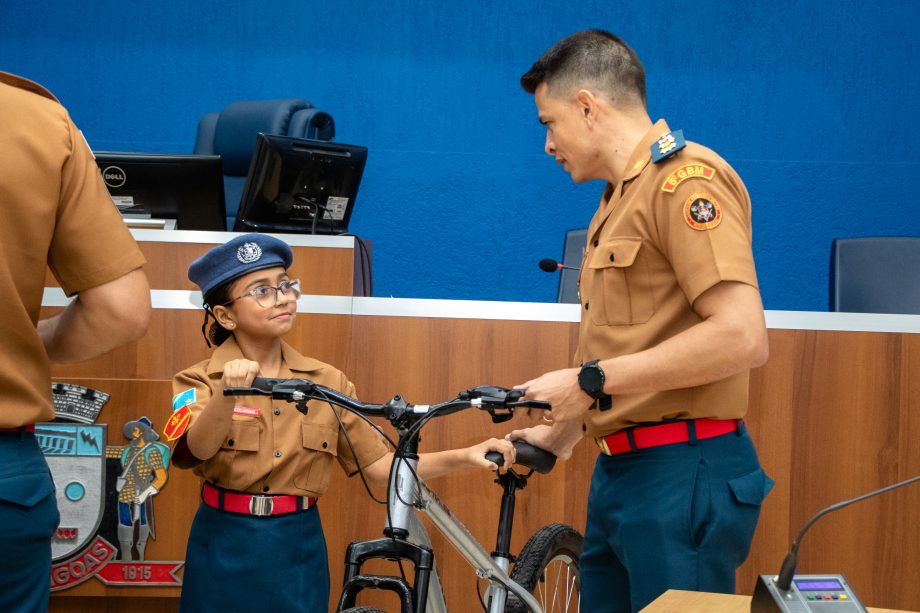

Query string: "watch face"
[579, 364, 604, 395]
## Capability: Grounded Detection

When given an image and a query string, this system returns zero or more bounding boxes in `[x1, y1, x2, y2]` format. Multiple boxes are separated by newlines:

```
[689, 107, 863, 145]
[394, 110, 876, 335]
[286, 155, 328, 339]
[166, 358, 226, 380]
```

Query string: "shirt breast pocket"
[216, 421, 261, 490]
[586, 237, 654, 326]
[293, 424, 338, 494]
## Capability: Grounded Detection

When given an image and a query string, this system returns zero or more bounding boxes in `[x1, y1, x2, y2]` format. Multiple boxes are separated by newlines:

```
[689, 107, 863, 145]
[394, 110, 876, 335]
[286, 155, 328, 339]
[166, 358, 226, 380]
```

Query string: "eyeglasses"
[225, 279, 301, 308]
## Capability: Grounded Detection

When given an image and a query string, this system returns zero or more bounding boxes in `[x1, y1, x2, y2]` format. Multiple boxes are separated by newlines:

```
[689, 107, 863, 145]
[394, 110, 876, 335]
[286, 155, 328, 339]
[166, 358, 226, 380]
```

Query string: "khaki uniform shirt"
[576, 119, 759, 438]
[171, 337, 389, 497]
[0, 72, 147, 427]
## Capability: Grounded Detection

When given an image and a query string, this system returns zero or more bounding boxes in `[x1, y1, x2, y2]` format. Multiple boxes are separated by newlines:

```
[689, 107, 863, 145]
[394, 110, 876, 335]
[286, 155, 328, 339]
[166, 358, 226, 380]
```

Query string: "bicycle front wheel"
[506, 523, 582, 613]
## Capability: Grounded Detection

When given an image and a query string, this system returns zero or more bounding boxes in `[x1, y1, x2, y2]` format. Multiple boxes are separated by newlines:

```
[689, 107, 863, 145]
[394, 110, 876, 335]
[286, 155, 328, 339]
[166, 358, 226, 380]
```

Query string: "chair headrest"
[214, 99, 312, 175]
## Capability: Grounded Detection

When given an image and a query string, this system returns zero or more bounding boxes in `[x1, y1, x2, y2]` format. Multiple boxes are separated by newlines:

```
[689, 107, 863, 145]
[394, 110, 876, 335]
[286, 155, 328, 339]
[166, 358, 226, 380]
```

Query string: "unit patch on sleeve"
[683, 193, 723, 230]
[661, 164, 716, 193]
[163, 405, 192, 441]
[171, 388, 196, 412]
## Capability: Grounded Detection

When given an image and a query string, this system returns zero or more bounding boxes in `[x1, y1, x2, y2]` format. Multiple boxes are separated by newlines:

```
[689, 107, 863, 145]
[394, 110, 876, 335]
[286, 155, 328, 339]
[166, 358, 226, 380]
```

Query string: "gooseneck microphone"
[775, 473, 920, 591]
[539, 258, 578, 273]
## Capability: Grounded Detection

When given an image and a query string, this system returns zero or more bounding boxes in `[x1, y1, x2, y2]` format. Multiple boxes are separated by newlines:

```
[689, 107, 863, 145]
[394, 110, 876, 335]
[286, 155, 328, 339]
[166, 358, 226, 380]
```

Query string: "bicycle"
[224, 378, 582, 613]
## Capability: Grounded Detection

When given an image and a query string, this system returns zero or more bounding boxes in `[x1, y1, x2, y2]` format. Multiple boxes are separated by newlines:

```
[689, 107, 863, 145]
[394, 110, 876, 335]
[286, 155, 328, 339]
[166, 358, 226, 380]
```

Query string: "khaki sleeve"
[47, 114, 146, 296]
[334, 376, 389, 476]
[168, 368, 215, 468]
[653, 158, 759, 304]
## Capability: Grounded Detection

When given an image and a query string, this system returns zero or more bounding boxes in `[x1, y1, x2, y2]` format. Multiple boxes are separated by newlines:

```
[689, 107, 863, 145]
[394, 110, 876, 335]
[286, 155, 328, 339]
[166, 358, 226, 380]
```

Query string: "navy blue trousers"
[0, 431, 60, 613]
[180, 501, 330, 612]
[580, 423, 773, 613]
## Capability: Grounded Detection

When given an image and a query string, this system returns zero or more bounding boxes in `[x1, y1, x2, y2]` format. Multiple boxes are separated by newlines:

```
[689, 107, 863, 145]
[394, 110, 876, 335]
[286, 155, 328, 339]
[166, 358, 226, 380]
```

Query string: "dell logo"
[101, 166, 126, 188]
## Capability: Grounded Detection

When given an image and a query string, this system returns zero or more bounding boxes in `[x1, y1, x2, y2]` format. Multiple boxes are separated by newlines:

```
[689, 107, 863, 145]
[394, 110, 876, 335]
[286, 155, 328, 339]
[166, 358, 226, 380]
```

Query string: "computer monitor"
[94, 152, 227, 231]
[234, 134, 367, 235]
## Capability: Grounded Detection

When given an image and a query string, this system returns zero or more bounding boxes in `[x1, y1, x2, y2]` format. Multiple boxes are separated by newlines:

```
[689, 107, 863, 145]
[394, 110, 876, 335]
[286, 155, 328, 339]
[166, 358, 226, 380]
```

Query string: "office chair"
[829, 236, 920, 314]
[557, 228, 588, 303]
[193, 99, 335, 229]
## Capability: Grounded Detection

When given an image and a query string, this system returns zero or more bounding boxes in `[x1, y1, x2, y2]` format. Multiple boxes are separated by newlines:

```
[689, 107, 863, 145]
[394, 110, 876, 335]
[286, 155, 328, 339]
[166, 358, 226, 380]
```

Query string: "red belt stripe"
[0, 425, 35, 433]
[202, 482, 315, 516]
[596, 418, 741, 456]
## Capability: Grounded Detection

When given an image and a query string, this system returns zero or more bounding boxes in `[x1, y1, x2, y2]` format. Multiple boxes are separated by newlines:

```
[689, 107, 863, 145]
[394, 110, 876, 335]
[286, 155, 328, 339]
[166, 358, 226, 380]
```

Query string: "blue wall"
[3, 1, 919, 310]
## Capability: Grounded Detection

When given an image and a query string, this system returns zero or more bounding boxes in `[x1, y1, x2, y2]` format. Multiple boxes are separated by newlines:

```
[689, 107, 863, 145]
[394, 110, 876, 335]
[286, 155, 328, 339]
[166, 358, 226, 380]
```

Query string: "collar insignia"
[651, 129, 686, 164]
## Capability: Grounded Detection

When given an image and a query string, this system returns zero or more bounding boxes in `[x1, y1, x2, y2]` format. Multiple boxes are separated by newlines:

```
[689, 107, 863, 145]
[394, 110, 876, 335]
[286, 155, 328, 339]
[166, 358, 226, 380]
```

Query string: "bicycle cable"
[312, 386, 395, 506]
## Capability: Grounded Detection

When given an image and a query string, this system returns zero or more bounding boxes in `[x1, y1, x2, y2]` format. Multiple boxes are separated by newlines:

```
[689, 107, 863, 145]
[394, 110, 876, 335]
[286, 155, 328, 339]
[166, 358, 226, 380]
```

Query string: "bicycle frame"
[223, 380, 550, 612]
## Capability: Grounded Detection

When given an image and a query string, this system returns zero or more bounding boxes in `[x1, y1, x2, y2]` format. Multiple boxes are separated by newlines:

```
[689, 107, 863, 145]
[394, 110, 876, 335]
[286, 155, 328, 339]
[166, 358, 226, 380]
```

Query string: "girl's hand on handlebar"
[467, 438, 516, 473]
[222, 359, 261, 389]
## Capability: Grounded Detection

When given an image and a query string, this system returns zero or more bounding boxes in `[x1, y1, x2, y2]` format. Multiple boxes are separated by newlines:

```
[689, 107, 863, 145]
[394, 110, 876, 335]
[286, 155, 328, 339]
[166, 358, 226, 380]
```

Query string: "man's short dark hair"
[521, 29, 646, 108]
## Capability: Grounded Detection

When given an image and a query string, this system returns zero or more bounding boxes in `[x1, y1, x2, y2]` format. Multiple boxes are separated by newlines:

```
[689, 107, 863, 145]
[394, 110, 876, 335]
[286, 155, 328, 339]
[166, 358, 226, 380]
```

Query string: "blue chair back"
[193, 99, 335, 229]
[829, 236, 920, 314]
[557, 228, 587, 304]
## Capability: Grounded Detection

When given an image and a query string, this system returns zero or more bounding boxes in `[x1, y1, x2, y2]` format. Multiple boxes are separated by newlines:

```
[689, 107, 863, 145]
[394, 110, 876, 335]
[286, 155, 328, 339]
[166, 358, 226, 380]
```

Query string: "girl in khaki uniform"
[170, 233, 513, 612]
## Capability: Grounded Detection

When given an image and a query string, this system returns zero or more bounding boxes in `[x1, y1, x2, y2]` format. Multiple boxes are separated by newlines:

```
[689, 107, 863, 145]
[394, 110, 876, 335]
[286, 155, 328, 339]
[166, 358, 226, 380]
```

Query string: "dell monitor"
[94, 152, 227, 231]
[234, 134, 367, 235]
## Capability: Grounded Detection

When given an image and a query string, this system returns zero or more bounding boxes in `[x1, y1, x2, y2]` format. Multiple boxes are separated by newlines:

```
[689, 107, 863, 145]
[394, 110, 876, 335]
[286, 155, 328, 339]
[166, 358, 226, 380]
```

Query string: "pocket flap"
[587, 237, 643, 269]
[0, 471, 55, 507]
[728, 467, 775, 507]
[302, 424, 338, 456]
[221, 421, 260, 451]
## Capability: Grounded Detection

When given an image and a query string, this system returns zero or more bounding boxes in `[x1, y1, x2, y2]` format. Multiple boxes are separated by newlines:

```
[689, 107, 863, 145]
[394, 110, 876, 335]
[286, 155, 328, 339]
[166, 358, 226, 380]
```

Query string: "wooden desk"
[641, 589, 917, 613]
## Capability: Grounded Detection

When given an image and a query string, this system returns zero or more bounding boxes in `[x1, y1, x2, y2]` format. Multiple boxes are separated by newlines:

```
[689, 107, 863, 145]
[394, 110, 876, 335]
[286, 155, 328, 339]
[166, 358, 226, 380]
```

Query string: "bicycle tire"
[339, 608, 387, 613]
[505, 523, 582, 613]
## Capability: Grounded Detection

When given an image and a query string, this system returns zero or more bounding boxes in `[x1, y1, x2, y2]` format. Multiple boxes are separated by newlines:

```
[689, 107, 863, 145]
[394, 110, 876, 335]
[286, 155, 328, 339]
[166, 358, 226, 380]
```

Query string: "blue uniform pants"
[580, 423, 773, 613]
[180, 500, 330, 612]
[0, 431, 60, 613]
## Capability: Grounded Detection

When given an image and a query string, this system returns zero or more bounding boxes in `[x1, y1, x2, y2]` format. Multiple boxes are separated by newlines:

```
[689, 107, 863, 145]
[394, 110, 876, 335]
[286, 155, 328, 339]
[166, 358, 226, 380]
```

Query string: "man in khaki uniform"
[508, 31, 774, 612]
[0, 72, 150, 611]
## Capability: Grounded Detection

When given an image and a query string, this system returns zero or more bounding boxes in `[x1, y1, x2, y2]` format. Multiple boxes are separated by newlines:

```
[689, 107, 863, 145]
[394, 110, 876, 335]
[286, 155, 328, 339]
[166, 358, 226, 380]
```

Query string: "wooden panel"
[45, 241, 354, 295]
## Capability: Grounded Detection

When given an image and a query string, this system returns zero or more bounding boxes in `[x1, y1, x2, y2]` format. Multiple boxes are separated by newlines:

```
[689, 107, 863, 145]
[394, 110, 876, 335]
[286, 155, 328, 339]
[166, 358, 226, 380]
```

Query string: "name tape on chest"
[233, 406, 261, 417]
[661, 163, 716, 193]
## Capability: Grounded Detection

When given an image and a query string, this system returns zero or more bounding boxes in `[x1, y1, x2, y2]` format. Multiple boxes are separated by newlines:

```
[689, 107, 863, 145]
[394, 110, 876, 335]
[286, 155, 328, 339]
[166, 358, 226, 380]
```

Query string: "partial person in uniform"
[0, 72, 150, 612]
[507, 31, 774, 612]
[168, 233, 516, 612]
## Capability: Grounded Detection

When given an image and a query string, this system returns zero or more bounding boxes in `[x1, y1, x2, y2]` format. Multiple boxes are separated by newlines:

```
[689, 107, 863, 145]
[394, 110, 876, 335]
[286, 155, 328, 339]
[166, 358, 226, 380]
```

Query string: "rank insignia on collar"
[661, 163, 716, 193]
[651, 129, 686, 163]
[683, 192, 723, 230]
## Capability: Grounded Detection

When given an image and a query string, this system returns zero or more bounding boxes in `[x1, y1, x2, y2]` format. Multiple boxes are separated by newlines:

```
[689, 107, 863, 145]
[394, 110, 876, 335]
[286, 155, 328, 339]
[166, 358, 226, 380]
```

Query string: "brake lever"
[507, 399, 552, 411]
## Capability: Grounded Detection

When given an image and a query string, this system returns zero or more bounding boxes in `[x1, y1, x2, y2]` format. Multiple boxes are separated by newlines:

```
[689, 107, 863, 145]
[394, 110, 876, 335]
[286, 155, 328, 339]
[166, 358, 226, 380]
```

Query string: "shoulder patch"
[163, 405, 192, 441]
[683, 193, 722, 230]
[172, 388, 196, 412]
[661, 163, 716, 193]
[651, 129, 686, 163]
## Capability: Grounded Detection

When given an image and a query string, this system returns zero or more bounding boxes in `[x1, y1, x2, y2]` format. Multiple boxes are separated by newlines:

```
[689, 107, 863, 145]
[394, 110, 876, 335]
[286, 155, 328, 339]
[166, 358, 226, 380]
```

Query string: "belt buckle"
[249, 495, 274, 516]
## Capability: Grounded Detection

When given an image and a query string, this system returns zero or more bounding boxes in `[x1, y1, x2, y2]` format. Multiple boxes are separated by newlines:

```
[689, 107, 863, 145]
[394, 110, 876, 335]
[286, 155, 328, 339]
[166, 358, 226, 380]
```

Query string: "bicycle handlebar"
[223, 377, 551, 427]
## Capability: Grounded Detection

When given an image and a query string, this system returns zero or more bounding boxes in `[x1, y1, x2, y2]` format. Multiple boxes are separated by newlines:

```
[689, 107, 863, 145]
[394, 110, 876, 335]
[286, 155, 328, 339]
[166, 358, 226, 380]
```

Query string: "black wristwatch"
[578, 360, 612, 411]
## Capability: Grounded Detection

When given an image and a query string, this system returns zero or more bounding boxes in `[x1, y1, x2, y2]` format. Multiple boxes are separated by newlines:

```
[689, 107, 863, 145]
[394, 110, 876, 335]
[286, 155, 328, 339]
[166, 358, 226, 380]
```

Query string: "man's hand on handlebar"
[516, 367, 593, 424]
[506, 423, 583, 461]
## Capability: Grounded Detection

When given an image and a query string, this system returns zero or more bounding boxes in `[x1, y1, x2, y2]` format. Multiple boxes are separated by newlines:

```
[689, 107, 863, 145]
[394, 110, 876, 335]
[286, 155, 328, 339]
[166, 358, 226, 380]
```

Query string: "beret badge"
[237, 242, 262, 263]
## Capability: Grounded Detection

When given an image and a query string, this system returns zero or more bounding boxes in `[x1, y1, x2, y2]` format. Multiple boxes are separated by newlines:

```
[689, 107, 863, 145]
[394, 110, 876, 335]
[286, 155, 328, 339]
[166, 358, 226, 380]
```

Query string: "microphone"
[539, 258, 578, 273]
[774, 473, 920, 591]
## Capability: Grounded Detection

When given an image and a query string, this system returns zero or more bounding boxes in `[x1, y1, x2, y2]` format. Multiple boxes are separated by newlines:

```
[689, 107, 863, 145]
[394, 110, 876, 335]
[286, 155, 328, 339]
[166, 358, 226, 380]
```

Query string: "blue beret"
[188, 233, 293, 299]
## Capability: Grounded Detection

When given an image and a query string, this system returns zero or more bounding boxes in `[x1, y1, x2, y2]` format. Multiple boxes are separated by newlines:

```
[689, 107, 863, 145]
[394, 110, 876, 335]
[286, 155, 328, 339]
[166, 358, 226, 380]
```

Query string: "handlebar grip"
[484, 440, 557, 474]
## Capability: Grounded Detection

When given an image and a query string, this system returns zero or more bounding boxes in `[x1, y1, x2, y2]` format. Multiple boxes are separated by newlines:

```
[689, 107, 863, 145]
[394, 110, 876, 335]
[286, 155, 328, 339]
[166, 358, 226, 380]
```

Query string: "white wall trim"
[41, 290, 920, 333]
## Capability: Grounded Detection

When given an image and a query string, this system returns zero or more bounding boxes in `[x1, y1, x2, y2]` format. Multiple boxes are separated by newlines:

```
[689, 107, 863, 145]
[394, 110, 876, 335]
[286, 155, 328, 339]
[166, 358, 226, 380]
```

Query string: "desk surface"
[640, 590, 917, 613]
